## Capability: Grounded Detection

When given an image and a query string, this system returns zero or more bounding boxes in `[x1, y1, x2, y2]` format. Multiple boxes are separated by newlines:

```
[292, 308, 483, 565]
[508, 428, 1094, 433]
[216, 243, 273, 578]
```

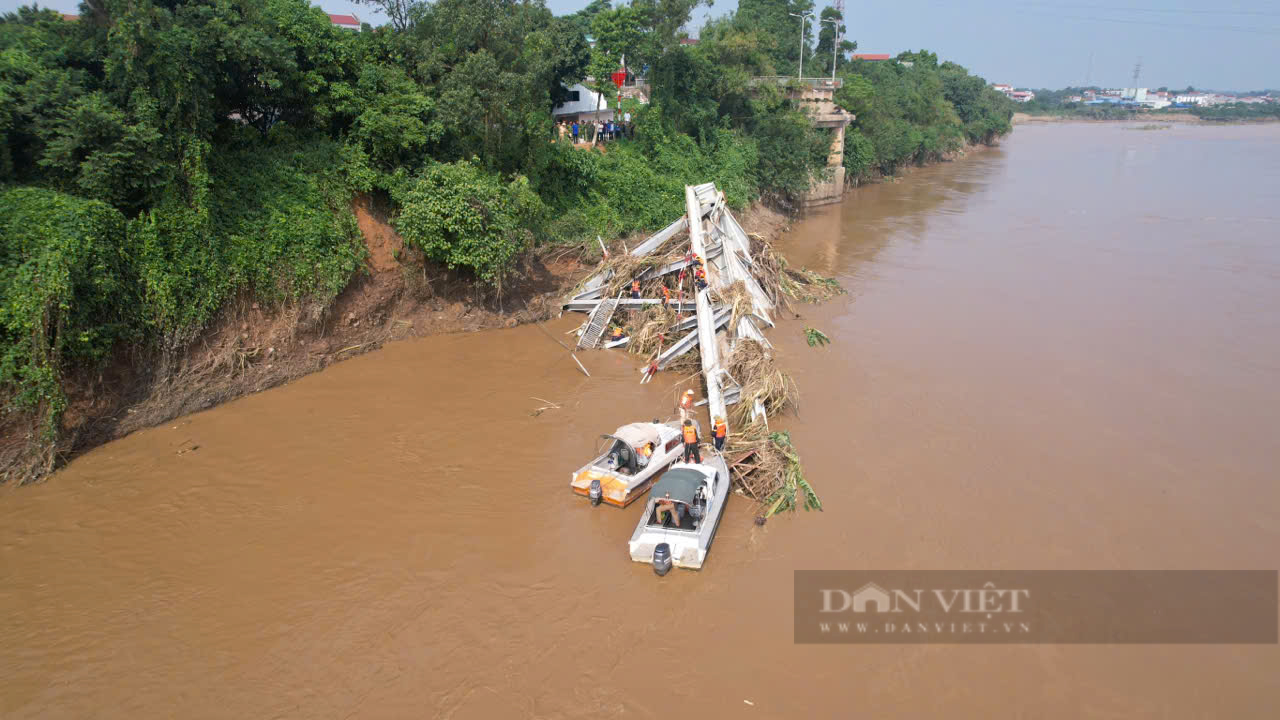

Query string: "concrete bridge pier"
[791, 79, 854, 208]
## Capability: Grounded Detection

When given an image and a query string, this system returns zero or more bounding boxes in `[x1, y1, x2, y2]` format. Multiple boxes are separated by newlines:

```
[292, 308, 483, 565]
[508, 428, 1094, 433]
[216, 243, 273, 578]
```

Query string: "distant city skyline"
[5, 0, 1276, 91]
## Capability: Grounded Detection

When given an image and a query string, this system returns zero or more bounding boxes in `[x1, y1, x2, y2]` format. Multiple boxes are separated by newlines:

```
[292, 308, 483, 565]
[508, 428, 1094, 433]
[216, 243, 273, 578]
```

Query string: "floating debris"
[804, 327, 831, 347]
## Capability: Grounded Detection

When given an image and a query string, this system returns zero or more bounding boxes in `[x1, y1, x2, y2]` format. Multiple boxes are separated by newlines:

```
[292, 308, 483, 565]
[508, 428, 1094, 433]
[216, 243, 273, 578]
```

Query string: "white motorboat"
[628, 453, 729, 573]
[570, 421, 689, 508]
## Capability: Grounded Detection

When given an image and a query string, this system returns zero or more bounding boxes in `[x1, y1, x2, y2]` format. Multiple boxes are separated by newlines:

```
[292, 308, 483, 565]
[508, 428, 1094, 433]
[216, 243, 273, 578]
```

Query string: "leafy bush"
[211, 135, 366, 308]
[0, 187, 133, 438]
[844, 128, 876, 179]
[131, 134, 364, 343]
[392, 159, 544, 292]
[535, 127, 761, 245]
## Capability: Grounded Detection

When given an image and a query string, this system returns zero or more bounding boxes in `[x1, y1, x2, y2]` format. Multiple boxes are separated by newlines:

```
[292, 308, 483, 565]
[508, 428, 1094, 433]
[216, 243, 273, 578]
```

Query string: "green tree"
[335, 62, 438, 172]
[565, 0, 613, 36]
[734, 0, 816, 77]
[813, 6, 854, 79]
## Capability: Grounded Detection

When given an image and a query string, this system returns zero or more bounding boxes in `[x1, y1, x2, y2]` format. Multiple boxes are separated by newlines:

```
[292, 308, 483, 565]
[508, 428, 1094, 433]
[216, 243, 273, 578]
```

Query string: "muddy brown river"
[4, 123, 1279, 718]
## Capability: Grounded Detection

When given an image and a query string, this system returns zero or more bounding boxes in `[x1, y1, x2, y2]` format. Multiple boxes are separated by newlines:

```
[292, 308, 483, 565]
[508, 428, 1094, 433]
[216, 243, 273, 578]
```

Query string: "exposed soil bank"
[0, 197, 789, 485]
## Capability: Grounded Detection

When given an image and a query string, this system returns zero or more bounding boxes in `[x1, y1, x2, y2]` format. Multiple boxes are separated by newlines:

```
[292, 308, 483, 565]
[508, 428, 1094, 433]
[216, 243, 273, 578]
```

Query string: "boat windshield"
[598, 438, 637, 474]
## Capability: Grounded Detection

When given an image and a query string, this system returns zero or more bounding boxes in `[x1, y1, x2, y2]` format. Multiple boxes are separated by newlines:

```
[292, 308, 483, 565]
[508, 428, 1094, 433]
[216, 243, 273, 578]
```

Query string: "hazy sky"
[6, 1, 1277, 90]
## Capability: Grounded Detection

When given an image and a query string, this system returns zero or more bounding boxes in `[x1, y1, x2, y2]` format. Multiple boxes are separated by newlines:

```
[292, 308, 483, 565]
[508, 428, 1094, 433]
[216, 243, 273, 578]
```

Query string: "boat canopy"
[650, 468, 705, 506]
[609, 423, 663, 446]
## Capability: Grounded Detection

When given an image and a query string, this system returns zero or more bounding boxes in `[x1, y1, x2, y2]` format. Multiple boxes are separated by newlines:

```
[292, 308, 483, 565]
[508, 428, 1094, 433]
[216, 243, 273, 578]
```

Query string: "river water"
[3, 123, 1279, 718]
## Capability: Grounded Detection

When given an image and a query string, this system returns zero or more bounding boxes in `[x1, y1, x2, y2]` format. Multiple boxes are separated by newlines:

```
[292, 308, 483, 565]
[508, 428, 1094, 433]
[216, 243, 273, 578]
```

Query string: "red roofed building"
[61, 13, 80, 21]
[328, 13, 361, 31]
[853, 54, 891, 61]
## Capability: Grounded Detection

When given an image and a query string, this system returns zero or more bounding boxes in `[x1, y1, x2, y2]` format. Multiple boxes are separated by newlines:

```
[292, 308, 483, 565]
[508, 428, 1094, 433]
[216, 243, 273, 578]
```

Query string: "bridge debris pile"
[563, 183, 842, 518]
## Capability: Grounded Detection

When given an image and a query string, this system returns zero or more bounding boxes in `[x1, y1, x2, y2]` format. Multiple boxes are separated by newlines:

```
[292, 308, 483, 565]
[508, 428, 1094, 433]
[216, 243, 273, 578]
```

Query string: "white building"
[552, 84, 616, 122]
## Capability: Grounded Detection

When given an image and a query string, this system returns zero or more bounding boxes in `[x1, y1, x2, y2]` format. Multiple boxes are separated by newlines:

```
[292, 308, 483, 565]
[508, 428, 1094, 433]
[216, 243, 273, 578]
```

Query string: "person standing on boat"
[681, 419, 701, 464]
[713, 415, 727, 451]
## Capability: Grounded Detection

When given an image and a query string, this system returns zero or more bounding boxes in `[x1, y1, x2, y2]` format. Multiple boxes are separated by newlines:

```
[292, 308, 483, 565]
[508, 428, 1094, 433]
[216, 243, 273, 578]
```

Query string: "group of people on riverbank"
[556, 114, 635, 146]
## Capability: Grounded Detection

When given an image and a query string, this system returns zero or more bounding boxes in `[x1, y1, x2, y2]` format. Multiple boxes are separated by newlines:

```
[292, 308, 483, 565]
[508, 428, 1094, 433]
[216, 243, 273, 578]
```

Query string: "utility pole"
[1132, 57, 1143, 94]
[833, 0, 846, 47]
[821, 17, 840, 81]
[789, 11, 814, 80]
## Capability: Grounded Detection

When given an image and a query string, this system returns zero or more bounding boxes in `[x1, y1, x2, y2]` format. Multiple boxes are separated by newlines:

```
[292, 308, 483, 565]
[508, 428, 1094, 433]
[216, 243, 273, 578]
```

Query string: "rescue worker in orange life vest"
[694, 265, 707, 291]
[713, 415, 727, 451]
[631, 279, 641, 299]
[636, 441, 654, 468]
[681, 419, 701, 464]
[609, 324, 625, 342]
[678, 388, 695, 421]
[662, 284, 671, 305]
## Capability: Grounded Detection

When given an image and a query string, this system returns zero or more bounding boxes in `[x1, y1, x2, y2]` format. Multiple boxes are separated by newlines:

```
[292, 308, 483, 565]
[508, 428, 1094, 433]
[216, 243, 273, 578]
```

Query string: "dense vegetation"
[0, 0, 1009, 479]
[835, 50, 1013, 178]
[1193, 102, 1280, 122]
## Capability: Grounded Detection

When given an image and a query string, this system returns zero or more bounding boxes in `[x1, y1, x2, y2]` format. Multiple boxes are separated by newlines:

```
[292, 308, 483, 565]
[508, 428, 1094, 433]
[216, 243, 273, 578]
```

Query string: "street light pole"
[821, 17, 840, 81]
[788, 11, 814, 80]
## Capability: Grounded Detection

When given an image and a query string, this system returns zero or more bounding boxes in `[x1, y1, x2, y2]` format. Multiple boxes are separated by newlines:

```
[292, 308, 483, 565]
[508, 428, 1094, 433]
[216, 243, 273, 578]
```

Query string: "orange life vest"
[662, 286, 671, 301]
[682, 425, 698, 444]
[611, 327, 623, 339]
[640, 444, 653, 457]
[680, 391, 694, 409]
[632, 280, 640, 292]
[714, 419, 727, 438]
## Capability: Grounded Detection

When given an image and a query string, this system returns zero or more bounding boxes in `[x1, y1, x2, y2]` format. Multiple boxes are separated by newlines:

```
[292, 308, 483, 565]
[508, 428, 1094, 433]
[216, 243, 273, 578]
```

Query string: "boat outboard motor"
[589, 478, 602, 506]
[652, 543, 673, 576]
